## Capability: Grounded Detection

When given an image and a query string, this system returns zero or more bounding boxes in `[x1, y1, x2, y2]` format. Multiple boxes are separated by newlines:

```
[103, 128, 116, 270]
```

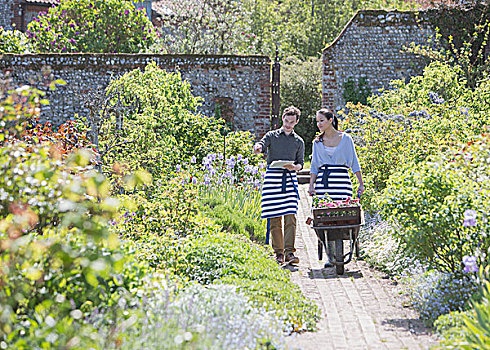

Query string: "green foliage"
[99, 62, 222, 181]
[198, 198, 265, 243]
[26, 0, 158, 53]
[408, 5, 490, 89]
[377, 134, 490, 273]
[0, 84, 158, 348]
[113, 187, 319, 333]
[220, 277, 320, 333]
[457, 280, 490, 349]
[280, 57, 322, 158]
[0, 27, 33, 54]
[155, 0, 255, 55]
[241, 0, 416, 59]
[343, 77, 371, 105]
[340, 61, 488, 209]
[434, 310, 473, 347]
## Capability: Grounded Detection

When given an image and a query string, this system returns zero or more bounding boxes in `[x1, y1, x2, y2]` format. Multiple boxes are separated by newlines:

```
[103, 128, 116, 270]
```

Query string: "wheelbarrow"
[309, 205, 364, 275]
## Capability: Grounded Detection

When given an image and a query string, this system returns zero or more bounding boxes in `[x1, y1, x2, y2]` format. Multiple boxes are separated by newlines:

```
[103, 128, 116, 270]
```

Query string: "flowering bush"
[0, 27, 34, 53]
[98, 62, 226, 184]
[377, 133, 490, 273]
[340, 61, 488, 209]
[111, 283, 286, 349]
[26, 0, 158, 53]
[404, 270, 477, 325]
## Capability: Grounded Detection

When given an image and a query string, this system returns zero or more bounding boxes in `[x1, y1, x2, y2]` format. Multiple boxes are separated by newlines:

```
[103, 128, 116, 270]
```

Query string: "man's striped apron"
[261, 167, 299, 219]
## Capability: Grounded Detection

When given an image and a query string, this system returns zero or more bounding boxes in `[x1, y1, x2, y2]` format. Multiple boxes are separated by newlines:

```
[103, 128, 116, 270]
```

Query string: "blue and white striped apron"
[261, 167, 299, 219]
[314, 164, 353, 200]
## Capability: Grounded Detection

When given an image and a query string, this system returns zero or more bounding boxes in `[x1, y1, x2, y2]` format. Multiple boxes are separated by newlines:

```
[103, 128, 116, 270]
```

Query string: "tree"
[156, 0, 257, 55]
[26, 0, 159, 53]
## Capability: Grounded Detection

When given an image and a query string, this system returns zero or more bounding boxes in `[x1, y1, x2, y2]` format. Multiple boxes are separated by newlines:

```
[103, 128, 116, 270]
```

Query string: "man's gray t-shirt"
[258, 128, 305, 169]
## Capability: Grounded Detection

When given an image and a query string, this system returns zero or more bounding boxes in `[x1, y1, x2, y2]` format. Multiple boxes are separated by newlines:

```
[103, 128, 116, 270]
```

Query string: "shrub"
[359, 217, 421, 277]
[280, 57, 322, 158]
[404, 270, 476, 325]
[0, 27, 33, 54]
[440, 279, 490, 349]
[98, 62, 223, 182]
[26, 0, 158, 53]
[341, 61, 488, 208]
[117, 283, 286, 349]
[377, 134, 490, 273]
[343, 77, 371, 105]
[434, 310, 473, 347]
[198, 198, 265, 243]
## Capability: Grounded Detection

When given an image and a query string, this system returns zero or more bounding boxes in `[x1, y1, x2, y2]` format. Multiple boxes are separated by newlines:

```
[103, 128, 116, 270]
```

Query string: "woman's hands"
[357, 184, 365, 197]
[308, 184, 316, 196]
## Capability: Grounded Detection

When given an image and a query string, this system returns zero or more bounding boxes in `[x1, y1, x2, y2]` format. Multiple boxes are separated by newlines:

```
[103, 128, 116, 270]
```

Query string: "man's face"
[282, 114, 298, 134]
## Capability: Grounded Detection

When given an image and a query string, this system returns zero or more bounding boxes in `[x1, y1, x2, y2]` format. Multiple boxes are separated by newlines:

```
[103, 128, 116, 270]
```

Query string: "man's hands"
[283, 164, 301, 172]
[253, 143, 262, 154]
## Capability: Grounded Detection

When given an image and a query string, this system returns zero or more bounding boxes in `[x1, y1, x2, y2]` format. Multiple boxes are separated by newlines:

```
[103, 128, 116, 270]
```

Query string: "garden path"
[285, 184, 437, 350]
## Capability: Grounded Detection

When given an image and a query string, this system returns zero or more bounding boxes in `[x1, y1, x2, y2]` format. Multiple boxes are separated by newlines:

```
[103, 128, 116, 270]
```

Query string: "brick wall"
[0, 53, 271, 138]
[322, 9, 434, 111]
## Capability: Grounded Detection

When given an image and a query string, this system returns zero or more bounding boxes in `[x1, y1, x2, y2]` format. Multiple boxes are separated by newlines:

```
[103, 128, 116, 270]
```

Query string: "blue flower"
[428, 92, 445, 105]
[463, 209, 477, 227]
[463, 255, 478, 273]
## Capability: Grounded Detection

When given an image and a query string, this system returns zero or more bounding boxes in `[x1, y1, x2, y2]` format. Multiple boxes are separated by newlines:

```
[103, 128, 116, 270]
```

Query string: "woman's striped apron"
[261, 167, 299, 219]
[314, 164, 353, 200]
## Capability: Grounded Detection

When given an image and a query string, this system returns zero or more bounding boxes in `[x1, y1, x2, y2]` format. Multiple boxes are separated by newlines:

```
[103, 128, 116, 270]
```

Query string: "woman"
[308, 108, 364, 198]
[308, 108, 364, 267]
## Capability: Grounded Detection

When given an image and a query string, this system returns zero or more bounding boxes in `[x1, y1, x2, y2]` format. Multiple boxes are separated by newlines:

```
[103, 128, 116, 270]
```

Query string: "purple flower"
[225, 170, 232, 178]
[463, 209, 477, 227]
[125, 9, 129, 15]
[191, 156, 196, 163]
[463, 255, 478, 273]
[242, 158, 249, 165]
[237, 154, 243, 161]
[428, 91, 445, 105]
[259, 162, 266, 169]
[203, 176, 210, 185]
[176, 164, 181, 172]
[251, 167, 258, 175]
[218, 153, 224, 160]
[192, 177, 197, 184]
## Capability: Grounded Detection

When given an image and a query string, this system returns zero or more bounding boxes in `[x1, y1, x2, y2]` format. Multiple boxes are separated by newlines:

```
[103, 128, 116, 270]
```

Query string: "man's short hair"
[282, 106, 301, 121]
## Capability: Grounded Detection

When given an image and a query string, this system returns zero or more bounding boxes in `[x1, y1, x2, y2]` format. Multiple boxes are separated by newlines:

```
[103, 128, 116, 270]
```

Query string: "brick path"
[286, 185, 437, 350]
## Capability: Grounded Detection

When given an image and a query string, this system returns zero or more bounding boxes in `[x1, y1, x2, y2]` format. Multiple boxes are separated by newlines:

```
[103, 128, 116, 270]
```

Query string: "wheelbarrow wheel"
[318, 240, 323, 260]
[335, 239, 344, 275]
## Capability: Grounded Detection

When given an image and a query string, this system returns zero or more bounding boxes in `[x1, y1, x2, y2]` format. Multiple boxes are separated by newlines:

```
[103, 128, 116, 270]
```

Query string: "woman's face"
[316, 113, 331, 132]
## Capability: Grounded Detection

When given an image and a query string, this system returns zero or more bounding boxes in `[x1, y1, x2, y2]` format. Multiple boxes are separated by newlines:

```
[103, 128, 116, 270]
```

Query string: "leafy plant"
[26, 0, 158, 53]
[0, 27, 34, 53]
[343, 77, 371, 105]
[280, 57, 322, 158]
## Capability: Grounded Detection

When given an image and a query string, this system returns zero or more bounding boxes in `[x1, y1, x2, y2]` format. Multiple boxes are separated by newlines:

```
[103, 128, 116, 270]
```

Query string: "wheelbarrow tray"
[311, 206, 364, 274]
[312, 206, 362, 227]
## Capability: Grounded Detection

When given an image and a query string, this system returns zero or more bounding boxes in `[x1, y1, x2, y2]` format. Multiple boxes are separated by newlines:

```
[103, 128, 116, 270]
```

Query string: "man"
[253, 106, 305, 264]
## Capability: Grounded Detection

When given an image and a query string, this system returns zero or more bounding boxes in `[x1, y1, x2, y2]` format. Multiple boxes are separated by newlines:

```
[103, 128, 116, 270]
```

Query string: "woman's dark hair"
[315, 108, 338, 142]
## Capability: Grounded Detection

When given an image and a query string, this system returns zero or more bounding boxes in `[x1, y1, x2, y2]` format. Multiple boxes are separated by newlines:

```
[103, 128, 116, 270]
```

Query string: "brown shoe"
[285, 253, 299, 265]
[275, 253, 284, 264]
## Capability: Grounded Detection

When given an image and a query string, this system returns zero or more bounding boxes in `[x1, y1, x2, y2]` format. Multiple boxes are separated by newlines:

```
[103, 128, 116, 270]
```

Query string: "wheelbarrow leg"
[316, 229, 325, 260]
[335, 239, 344, 275]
